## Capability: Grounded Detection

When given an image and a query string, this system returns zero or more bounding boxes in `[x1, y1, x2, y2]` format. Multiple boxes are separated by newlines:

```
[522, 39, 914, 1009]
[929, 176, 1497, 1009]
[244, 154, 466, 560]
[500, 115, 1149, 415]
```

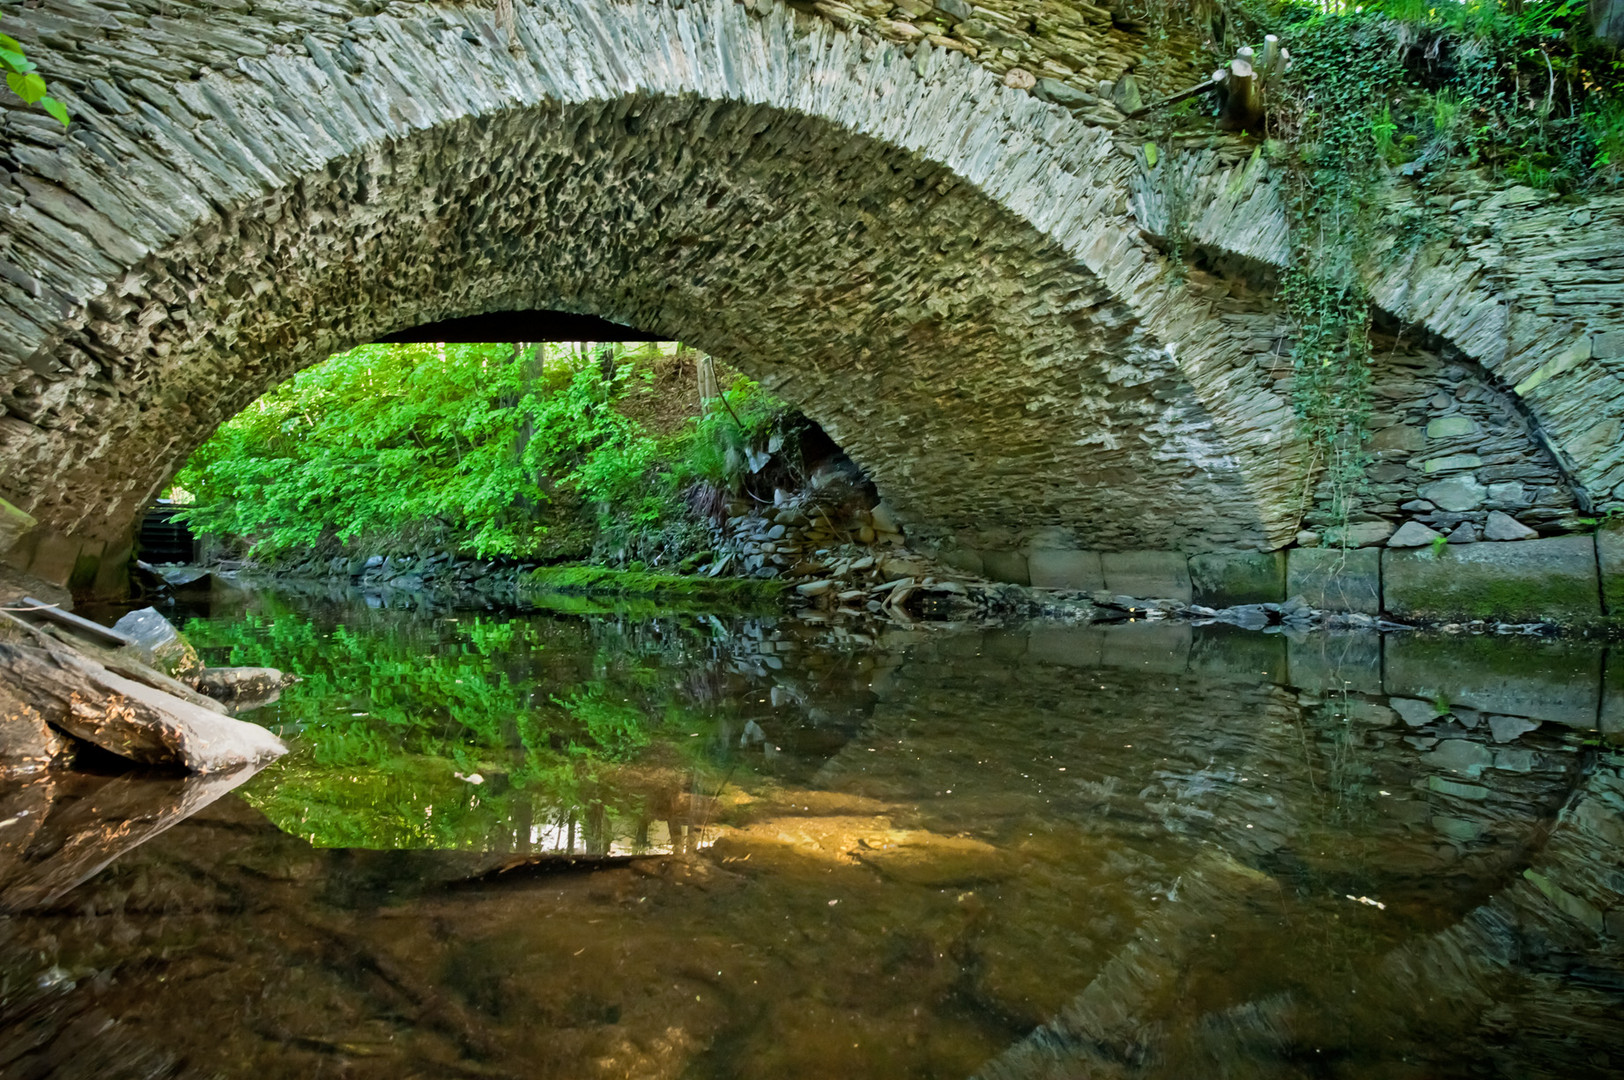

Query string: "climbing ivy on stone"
[1267, 13, 1409, 541]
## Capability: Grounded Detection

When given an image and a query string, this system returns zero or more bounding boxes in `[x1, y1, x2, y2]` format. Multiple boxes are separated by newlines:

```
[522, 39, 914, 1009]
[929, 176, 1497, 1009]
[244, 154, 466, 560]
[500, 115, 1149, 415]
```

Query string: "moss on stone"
[1189, 551, 1286, 607]
[521, 564, 786, 612]
[1381, 539, 1601, 625]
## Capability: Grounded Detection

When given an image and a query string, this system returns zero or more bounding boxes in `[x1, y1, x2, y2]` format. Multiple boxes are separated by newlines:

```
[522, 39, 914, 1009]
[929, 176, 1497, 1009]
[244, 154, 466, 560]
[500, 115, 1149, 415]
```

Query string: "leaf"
[6, 69, 47, 104]
[0, 47, 32, 74]
[1143, 142, 1158, 168]
[41, 96, 69, 128]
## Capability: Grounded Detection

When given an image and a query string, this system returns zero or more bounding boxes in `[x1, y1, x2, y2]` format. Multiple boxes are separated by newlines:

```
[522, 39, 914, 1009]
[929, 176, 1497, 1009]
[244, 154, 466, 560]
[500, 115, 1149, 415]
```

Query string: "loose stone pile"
[703, 495, 1100, 624]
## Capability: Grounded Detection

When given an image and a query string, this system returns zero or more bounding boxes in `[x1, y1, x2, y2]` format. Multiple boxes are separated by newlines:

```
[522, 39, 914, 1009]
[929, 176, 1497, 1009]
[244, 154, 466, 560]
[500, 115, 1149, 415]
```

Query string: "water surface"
[3, 588, 1622, 1079]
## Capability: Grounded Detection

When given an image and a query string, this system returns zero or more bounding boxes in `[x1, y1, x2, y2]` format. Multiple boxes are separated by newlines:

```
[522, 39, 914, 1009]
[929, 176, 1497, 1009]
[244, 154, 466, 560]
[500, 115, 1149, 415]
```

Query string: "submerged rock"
[193, 666, 295, 711]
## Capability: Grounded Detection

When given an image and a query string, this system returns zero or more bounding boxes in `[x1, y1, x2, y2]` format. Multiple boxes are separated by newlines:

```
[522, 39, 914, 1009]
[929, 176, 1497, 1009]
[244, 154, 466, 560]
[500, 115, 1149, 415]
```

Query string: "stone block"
[1027, 549, 1104, 592]
[1189, 551, 1286, 607]
[981, 549, 1030, 587]
[1287, 630, 1382, 694]
[1286, 548, 1380, 615]
[1600, 522, 1624, 619]
[1101, 550, 1191, 602]
[1604, 648, 1624, 746]
[1382, 536, 1599, 624]
[68, 539, 106, 592]
[938, 547, 983, 577]
[91, 541, 133, 599]
[26, 531, 83, 587]
[1384, 634, 1601, 728]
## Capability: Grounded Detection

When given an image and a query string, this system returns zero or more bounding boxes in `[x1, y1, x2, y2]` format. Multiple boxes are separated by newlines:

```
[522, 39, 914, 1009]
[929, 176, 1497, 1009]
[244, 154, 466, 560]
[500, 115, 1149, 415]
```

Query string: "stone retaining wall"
[961, 523, 1624, 626]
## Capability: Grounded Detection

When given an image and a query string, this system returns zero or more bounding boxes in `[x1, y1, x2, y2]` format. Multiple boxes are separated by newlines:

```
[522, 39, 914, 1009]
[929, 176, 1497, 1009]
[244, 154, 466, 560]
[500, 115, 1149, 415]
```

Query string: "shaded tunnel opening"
[376, 310, 665, 344]
[142, 333, 884, 578]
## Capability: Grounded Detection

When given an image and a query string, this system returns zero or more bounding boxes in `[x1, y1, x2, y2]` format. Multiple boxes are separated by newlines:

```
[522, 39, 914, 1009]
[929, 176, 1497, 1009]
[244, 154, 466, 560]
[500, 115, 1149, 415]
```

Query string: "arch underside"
[1, 102, 1286, 553]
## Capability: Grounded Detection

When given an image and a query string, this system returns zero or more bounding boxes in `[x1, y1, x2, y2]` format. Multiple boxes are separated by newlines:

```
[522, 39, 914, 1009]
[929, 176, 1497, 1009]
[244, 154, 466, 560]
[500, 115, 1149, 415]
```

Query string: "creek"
[2, 585, 1622, 1079]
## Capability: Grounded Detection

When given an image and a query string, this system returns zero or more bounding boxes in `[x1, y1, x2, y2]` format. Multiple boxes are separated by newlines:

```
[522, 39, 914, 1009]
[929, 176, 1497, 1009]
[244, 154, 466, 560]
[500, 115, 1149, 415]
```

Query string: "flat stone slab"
[1382, 536, 1600, 624]
[1189, 551, 1285, 607]
[1384, 633, 1601, 728]
[1027, 549, 1104, 592]
[1600, 523, 1623, 620]
[1286, 548, 1380, 615]
[1101, 551, 1191, 603]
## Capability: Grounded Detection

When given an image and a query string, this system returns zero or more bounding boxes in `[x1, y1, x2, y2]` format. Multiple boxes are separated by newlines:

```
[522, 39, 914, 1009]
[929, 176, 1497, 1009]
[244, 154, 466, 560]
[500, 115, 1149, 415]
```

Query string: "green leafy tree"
[174, 341, 796, 566]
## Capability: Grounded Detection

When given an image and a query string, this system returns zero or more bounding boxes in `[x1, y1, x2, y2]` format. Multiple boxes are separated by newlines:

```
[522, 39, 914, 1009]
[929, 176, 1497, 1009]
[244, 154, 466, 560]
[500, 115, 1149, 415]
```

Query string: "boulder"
[113, 607, 202, 681]
[1388, 521, 1443, 548]
[1482, 511, 1538, 541]
[1382, 536, 1600, 624]
[192, 667, 293, 711]
[1419, 477, 1487, 512]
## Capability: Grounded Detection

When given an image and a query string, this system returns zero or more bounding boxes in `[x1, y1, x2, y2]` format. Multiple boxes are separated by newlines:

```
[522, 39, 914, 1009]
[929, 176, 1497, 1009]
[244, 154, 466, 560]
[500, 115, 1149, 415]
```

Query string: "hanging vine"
[1269, 14, 1407, 543]
[1143, 1, 1622, 542]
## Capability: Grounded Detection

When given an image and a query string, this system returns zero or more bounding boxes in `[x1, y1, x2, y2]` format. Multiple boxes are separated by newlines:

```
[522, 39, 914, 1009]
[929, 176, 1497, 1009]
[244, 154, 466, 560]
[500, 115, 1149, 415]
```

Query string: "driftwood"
[0, 636, 286, 772]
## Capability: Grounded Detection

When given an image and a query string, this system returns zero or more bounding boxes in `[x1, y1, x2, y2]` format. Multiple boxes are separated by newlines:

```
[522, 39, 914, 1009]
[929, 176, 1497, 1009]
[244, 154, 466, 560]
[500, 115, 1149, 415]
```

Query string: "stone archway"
[0, 0, 1313, 588]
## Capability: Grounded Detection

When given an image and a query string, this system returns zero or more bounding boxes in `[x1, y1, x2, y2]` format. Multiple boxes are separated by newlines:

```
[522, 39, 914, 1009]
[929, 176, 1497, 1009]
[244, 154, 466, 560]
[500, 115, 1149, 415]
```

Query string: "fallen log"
[0, 638, 287, 772]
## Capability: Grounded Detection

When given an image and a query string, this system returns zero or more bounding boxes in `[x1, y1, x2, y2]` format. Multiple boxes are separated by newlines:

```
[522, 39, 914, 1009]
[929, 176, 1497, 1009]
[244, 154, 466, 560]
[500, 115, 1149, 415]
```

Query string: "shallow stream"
[3, 587, 1622, 1079]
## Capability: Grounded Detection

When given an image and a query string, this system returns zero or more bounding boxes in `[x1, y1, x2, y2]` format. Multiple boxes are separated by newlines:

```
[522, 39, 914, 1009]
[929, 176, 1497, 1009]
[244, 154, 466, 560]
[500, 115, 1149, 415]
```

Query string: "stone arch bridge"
[0, 0, 1620, 593]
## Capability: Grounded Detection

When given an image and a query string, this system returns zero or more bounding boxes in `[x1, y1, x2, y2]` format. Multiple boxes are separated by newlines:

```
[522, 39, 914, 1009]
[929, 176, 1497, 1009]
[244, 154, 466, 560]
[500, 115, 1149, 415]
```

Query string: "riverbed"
[3, 586, 1621, 1079]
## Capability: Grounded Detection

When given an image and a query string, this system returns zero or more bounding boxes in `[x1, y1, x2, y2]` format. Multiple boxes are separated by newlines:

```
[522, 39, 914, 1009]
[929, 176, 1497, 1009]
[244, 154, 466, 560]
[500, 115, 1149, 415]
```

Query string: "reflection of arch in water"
[829, 623, 1617, 1079]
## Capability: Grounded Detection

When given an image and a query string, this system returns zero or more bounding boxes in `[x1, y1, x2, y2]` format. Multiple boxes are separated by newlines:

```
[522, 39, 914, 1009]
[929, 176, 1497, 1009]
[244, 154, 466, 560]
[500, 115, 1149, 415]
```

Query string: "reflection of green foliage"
[181, 598, 747, 849]
[554, 683, 651, 761]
